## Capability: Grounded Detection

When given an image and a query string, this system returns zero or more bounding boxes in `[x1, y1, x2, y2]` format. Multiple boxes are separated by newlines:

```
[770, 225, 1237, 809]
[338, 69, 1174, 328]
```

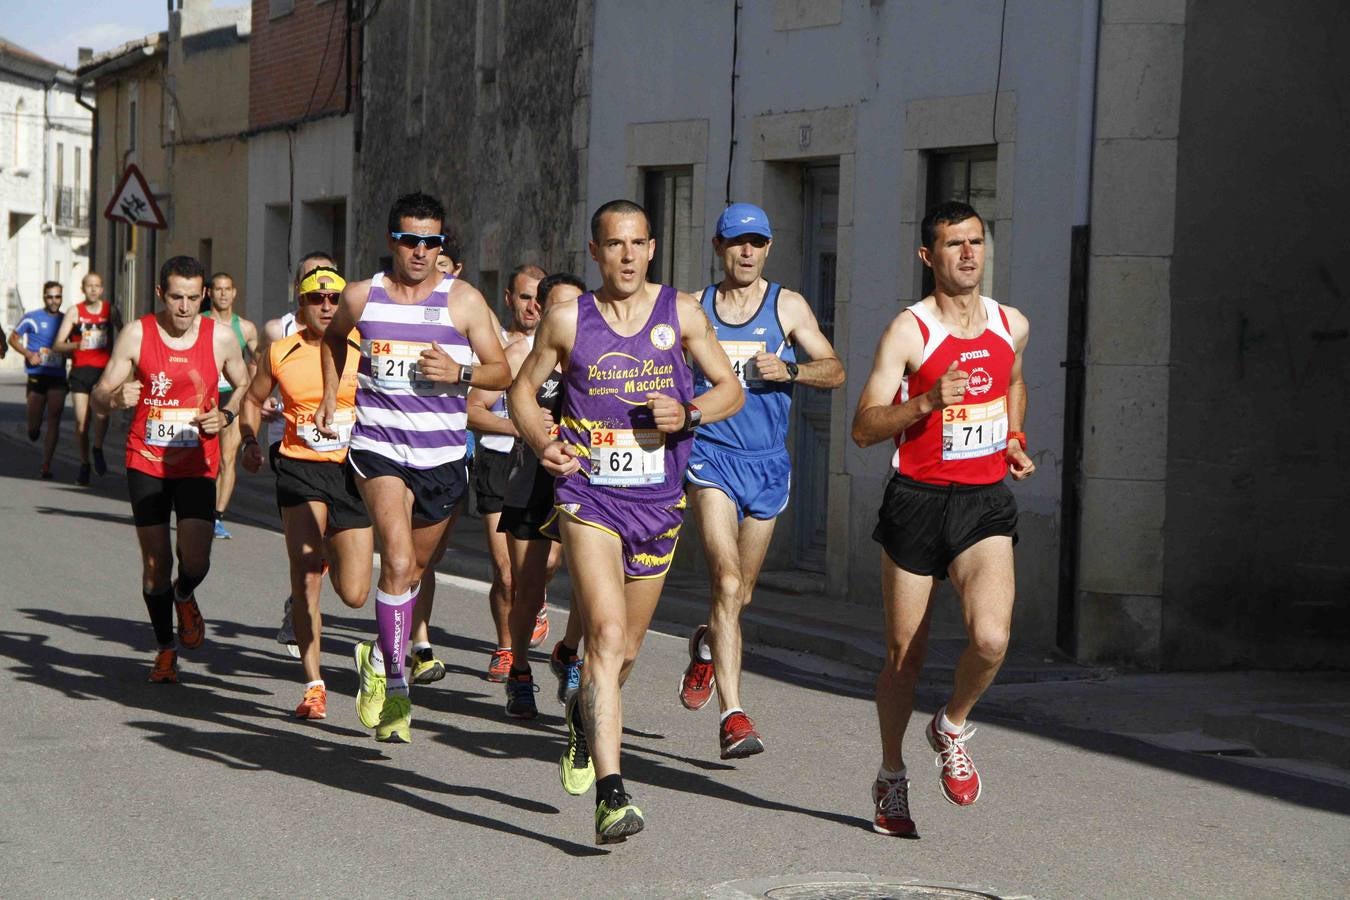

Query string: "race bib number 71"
[941, 397, 1008, 460]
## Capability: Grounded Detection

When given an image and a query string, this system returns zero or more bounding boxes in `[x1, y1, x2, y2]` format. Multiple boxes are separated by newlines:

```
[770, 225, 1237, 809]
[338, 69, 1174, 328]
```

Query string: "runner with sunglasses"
[10, 281, 69, 479]
[92, 255, 251, 683]
[240, 267, 374, 720]
[317, 192, 510, 743]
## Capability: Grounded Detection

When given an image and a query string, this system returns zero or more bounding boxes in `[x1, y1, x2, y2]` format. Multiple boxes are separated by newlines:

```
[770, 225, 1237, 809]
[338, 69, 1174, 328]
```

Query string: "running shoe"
[92, 446, 107, 476]
[213, 519, 232, 540]
[276, 596, 299, 659]
[530, 605, 550, 648]
[595, 793, 645, 845]
[375, 693, 412, 743]
[174, 593, 205, 650]
[559, 694, 595, 795]
[353, 640, 387, 729]
[40, 468, 53, 480]
[295, 684, 328, 719]
[677, 625, 715, 710]
[719, 711, 765, 759]
[926, 712, 982, 806]
[872, 777, 919, 838]
[549, 642, 582, 706]
[505, 671, 539, 719]
[409, 650, 447, 685]
[76, 463, 91, 486]
[486, 648, 513, 682]
[148, 648, 178, 683]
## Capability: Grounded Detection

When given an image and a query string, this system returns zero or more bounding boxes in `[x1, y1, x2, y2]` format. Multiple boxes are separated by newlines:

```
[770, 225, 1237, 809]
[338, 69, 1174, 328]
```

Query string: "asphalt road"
[0, 413, 1345, 898]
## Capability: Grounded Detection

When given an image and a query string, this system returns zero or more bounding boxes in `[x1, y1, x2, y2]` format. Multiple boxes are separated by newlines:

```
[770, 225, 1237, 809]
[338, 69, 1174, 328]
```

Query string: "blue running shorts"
[685, 438, 791, 521]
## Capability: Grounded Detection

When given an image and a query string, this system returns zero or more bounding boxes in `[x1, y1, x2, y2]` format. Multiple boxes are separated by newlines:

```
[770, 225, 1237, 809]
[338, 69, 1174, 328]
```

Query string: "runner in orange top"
[240, 267, 374, 720]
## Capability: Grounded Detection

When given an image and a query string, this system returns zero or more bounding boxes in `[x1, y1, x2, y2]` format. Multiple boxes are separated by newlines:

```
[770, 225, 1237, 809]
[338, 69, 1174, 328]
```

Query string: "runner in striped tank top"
[508, 200, 743, 844]
[317, 192, 510, 744]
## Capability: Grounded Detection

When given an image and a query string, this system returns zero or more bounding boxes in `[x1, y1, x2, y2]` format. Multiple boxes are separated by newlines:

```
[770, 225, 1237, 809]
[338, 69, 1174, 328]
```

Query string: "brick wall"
[250, 0, 354, 130]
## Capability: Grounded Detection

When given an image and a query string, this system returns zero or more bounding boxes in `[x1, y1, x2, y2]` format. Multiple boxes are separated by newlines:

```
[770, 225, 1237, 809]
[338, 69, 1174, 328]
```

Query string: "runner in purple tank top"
[509, 200, 743, 844]
[317, 192, 510, 744]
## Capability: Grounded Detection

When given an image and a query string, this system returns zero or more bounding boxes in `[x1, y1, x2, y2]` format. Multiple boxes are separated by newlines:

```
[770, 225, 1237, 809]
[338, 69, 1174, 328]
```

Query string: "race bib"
[300, 408, 355, 452]
[589, 428, 665, 486]
[80, 325, 108, 351]
[366, 339, 434, 389]
[37, 347, 58, 367]
[941, 397, 1008, 460]
[720, 340, 768, 387]
[145, 407, 201, 448]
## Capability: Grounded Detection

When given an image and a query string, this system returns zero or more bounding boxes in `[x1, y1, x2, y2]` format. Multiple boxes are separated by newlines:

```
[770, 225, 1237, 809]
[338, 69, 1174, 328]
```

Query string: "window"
[925, 147, 997, 297]
[74, 147, 82, 200]
[269, 0, 295, 19]
[13, 99, 27, 170]
[198, 238, 213, 277]
[56, 143, 65, 189]
[128, 99, 137, 152]
[644, 167, 695, 290]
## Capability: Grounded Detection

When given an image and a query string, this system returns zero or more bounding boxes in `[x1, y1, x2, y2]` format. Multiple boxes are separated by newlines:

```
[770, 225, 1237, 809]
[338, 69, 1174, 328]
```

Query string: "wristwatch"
[222, 409, 236, 427]
[683, 402, 702, 432]
[460, 364, 474, 385]
[785, 361, 800, 382]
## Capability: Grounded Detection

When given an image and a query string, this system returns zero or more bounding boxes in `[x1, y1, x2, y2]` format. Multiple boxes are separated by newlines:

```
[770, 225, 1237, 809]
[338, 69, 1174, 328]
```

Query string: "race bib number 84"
[941, 397, 1008, 460]
[145, 407, 201, 448]
[589, 428, 665, 486]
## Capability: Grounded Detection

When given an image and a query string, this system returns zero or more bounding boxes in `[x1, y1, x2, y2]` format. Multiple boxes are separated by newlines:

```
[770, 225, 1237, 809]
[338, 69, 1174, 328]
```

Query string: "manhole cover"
[764, 884, 999, 900]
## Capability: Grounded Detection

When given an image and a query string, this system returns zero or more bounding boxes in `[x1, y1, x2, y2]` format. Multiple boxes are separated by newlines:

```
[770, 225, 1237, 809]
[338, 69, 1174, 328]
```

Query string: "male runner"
[240, 266, 373, 719]
[469, 262, 548, 682]
[202, 272, 258, 539]
[509, 200, 742, 843]
[850, 201, 1034, 837]
[482, 272, 587, 719]
[9, 281, 69, 479]
[53, 272, 121, 485]
[317, 191, 509, 743]
[677, 203, 845, 759]
[92, 256, 250, 682]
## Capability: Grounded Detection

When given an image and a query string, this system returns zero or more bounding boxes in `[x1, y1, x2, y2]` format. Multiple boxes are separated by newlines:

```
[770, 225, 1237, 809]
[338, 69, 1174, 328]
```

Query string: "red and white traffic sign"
[104, 164, 167, 229]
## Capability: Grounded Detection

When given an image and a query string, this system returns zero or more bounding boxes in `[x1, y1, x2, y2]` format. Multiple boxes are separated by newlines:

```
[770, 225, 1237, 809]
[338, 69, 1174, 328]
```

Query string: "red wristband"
[1006, 431, 1028, 452]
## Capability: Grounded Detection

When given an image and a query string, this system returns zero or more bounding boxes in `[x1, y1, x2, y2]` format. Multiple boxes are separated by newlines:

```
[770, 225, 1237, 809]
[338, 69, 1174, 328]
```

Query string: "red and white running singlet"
[892, 296, 1016, 486]
[126, 315, 221, 479]
[72, 302, 113, 369]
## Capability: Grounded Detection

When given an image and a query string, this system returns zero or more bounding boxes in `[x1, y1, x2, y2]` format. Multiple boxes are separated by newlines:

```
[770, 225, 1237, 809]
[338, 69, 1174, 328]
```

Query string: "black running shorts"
[26, 374, 68, 395]
[68, 365, 104, 394]
[271, 446, 371, 531]
[347, 448, 467, 524]
[127, 469, 217, 528]
[871, 473, 1018, 579]
[473, 446, 512, 515]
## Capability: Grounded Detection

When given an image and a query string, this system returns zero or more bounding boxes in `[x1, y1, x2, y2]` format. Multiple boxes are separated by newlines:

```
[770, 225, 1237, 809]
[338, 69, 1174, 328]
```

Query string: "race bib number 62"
[589, 428, 665, 486]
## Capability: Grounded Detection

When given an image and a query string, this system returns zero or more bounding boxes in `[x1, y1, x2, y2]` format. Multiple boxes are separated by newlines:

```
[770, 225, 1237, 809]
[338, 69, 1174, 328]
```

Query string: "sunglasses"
[44, 294, 62, 300]
[301, 291, 341, 306]
[390, 232, 446, 251]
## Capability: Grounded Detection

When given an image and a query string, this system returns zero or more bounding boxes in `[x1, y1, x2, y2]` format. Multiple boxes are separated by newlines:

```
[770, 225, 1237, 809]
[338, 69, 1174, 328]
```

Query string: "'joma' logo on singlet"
[960, 349, 991, 363]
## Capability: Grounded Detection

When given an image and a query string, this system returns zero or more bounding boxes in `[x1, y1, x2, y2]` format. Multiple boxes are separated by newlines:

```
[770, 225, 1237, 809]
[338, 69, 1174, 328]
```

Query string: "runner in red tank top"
[851, 202, 1035, 837]
[53, 273, 122, 485]
[91, 256, 251, 684]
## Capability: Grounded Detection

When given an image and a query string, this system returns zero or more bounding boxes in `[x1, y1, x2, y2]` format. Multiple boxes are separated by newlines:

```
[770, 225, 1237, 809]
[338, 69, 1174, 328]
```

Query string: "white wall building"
[0, 39, 92, 370]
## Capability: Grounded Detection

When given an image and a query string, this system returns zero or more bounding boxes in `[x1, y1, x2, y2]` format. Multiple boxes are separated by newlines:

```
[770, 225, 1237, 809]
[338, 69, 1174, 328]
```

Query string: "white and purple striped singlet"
[351, 272, 473, 469]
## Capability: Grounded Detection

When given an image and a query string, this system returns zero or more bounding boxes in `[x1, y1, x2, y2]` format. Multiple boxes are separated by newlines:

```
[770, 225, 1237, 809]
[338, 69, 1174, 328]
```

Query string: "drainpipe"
[1057, 0, 1101, 657]
[76, 82, 98, 287]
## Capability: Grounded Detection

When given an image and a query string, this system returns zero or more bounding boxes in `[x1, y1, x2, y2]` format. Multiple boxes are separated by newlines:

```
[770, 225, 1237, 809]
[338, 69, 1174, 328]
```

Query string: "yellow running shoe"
[375, 693, 412, 743]
[409, 652, 446, 685]
[595, 794, 644, 844]
[353, 640, 386, 729]
[559, 694, 595, 795]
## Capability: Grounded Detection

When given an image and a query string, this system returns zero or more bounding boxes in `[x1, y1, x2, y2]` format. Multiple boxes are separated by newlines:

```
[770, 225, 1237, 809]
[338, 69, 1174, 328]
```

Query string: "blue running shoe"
[213, 518, 232, 540]
[550, 641, 582, 706]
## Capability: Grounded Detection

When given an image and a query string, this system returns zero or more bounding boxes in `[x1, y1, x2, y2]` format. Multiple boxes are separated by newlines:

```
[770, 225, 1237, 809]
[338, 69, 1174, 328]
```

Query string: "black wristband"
[785, 361, 800, 382]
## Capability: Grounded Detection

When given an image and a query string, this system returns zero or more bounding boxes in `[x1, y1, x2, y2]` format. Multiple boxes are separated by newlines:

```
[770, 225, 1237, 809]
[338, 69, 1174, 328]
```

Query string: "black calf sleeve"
[142, 588, 175, 648]
[174, 565, 210, 601]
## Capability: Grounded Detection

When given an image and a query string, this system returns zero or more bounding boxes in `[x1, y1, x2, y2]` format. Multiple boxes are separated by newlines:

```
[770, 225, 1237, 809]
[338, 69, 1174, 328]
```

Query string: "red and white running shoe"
[926, 712, 982, 806]
[872, 777, 918, 837]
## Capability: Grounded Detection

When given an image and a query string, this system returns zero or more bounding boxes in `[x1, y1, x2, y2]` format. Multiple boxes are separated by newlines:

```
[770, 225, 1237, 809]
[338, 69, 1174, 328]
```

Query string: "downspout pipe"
[76, 82, 98, 284]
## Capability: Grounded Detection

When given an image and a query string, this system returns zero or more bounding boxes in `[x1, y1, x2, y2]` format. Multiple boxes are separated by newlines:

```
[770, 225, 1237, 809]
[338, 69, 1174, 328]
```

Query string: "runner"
[91, 255, 250, 682]
[481, 271, 587, 719]
[239, 266, 374, 719]
[53, 272, 121, 485]
[677, 203, 845, 758]
[202, 272, 259, 539]
[850, 200, 1034, 837]
[509, 200, 742, 843]
[316, 191, 509, 743]
[470, 262, 548, 682]
[9, 281, 69, 479]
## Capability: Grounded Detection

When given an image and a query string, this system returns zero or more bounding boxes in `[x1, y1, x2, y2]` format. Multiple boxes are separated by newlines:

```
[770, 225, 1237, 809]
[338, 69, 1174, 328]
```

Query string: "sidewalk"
[3, 373, 1347, 791]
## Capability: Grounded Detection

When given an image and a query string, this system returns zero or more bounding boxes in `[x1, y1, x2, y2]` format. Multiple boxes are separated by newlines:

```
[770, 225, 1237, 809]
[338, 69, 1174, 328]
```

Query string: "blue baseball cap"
[715, 203, 773, 240]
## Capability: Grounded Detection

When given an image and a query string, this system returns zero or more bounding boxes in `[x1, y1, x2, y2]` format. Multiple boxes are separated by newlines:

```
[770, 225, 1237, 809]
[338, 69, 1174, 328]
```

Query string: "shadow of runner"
[0, 628, 606, 857]
[32, 505, 136, 526]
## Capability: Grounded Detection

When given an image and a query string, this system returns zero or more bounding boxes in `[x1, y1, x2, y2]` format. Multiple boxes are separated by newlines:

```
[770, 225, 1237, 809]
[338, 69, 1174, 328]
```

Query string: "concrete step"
[1203, 705, 1350, 769]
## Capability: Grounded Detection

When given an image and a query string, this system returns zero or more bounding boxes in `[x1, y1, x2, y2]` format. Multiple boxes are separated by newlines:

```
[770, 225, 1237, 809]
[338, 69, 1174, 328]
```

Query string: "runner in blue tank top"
[678, 203, 846, 760]
[317, 192, 511, 744]
[509, 200, 743, 845]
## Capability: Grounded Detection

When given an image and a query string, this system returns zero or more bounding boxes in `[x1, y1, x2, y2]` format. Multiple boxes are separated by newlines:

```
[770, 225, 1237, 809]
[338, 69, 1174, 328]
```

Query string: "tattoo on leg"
[580, 679, 598, 736]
